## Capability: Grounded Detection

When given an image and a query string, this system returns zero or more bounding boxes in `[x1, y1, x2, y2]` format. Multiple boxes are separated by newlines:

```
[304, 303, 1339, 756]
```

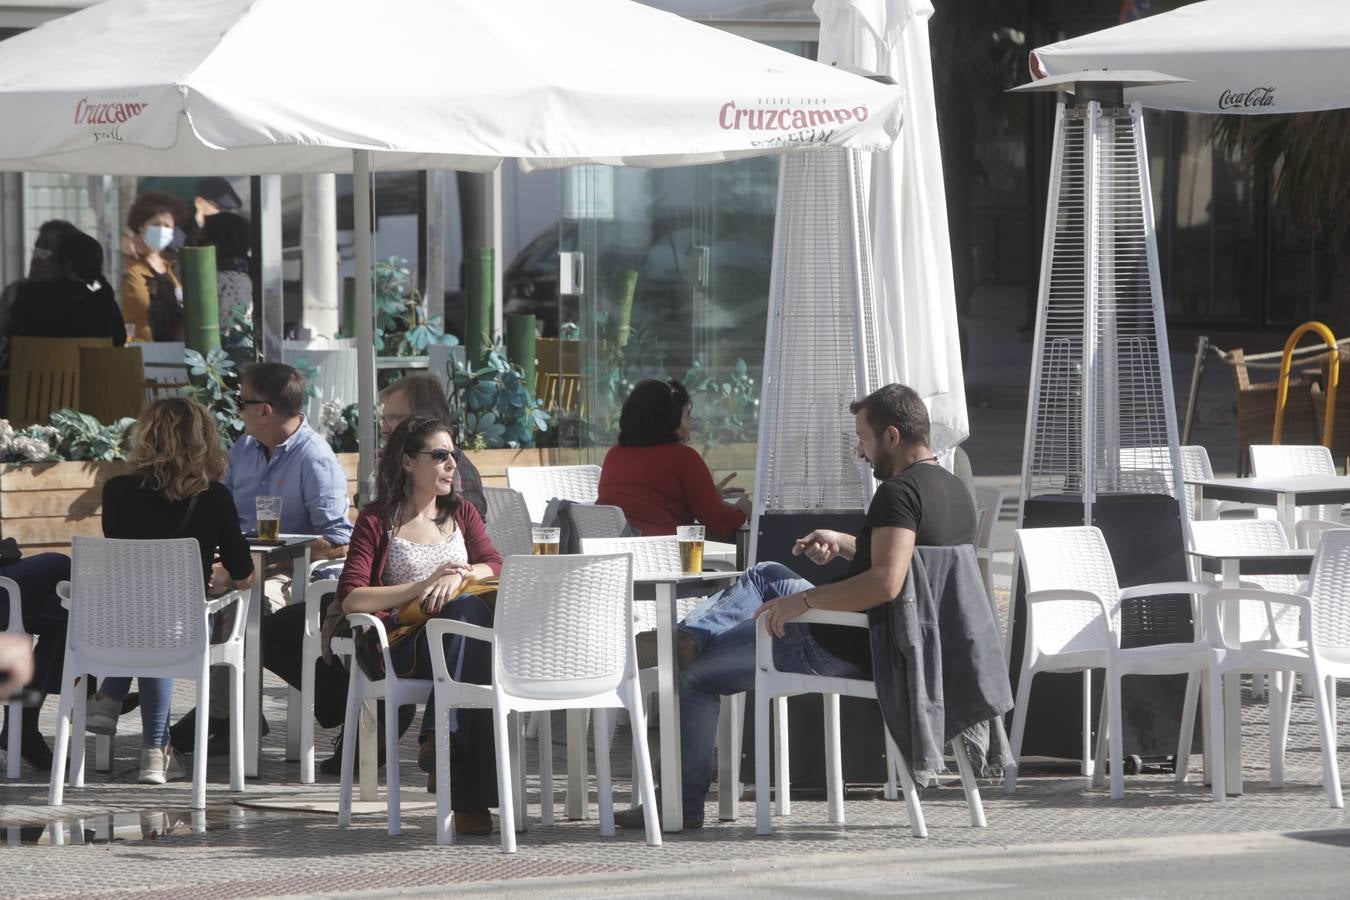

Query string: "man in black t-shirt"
[617, 383, 975, 830]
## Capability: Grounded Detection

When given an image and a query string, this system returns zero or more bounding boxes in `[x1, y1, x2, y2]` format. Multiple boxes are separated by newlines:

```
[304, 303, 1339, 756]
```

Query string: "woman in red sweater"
[338, 416, 502, 835]
[597, 378, 750, 539]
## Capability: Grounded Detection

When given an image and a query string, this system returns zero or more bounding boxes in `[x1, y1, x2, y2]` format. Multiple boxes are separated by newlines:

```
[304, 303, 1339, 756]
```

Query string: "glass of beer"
[255, 495, 282, 542]
[677, 525, 705, 575]
[532, 527, 560, 555]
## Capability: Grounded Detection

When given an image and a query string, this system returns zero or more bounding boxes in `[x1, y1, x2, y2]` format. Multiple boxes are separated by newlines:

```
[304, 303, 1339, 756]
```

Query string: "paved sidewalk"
[1, 670, 1347, 897]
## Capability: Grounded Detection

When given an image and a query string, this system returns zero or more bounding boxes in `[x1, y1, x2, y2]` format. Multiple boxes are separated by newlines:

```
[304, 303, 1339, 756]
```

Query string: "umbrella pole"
[355, 149, 376, 495]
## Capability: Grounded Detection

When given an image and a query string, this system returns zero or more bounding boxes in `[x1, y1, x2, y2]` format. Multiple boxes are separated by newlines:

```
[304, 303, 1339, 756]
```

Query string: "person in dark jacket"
[616, 383, 976, 829]
[7, 230, 126, 345]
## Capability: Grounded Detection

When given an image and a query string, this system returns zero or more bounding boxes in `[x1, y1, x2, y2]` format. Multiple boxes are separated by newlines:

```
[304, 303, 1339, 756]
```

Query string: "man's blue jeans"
[676, 562, 866, 823]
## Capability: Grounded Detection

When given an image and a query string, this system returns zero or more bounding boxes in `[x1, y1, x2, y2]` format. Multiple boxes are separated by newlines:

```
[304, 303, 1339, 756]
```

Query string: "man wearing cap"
[193, 176, 243, 230]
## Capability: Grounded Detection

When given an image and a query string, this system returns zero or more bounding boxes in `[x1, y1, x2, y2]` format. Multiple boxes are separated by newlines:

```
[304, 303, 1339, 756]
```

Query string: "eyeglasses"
[413, 448, 455, 464]
[239, 397, 268, 407]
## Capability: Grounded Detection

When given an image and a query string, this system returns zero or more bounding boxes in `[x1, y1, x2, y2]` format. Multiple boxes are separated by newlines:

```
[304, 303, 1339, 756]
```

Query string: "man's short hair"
[380, 373, 451, 421]
[850, 383, 930, 447]
[241, 362, 306, 418]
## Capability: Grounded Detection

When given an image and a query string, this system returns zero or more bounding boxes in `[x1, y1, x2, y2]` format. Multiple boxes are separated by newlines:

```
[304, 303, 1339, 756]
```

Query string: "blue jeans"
[677, 562, 866, 822]
[98, 677, 173, 749]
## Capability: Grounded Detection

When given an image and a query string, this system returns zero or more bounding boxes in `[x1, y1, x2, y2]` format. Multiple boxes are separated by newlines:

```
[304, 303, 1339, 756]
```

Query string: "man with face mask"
[614, 383, 977, 830]
[0, 220, 81, 372]
[120, 191, 183, 342]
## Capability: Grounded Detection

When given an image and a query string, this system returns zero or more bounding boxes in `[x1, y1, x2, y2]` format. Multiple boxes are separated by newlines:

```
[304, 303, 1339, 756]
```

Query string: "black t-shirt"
[811, 462, 977, 670]
[102, 476, 253, 584]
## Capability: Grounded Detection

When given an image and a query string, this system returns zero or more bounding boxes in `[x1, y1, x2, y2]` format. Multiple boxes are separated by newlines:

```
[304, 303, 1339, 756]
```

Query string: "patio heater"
[745, 146, 888, 785]
[1007, 72, 1195, 768]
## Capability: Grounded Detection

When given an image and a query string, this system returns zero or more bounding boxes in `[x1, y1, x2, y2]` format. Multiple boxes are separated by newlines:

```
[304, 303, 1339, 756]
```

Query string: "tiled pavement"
[1, 671, 1348, 898]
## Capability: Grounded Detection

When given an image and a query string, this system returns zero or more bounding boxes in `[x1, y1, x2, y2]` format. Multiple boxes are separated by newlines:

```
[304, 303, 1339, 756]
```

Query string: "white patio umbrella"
[0, 0, 905, 484]
[814, 0, 968, 453]
[1031, 0, 1350, 114]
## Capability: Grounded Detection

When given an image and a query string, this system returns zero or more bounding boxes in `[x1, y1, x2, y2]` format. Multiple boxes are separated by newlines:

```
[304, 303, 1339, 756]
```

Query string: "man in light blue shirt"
[224, 362, 352, 553]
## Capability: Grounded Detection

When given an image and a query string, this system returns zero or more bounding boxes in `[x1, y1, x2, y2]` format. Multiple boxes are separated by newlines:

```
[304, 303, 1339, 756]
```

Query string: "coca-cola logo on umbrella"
[73, 92, 151, 143]
[1218, 86, 1276, 110]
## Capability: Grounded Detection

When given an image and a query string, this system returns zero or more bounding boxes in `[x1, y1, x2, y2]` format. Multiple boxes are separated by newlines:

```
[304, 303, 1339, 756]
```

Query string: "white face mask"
[142, 224, 174, 252]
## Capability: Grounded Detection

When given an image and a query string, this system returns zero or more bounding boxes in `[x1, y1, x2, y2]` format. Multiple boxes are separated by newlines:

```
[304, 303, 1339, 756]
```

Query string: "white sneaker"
[85, 694, 123, 736]
[138, 746, 187, 785]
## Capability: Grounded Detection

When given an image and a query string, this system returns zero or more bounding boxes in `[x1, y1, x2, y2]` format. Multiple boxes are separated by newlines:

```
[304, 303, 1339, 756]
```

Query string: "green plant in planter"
[374, 257, 460, 356]
[449, 350, 550, 449]
[184, 347, 244, 449]
[0, 409, 134, 463]
[222, 301, 255, 365]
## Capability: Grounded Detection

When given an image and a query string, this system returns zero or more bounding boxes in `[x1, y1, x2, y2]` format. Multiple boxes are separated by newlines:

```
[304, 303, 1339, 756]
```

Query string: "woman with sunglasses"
[337, 416, 502, 836]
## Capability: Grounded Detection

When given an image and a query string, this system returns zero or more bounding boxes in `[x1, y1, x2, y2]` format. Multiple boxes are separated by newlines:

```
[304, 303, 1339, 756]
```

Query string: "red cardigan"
[597, 442, 747, 538]
[337, 499, 502, 613]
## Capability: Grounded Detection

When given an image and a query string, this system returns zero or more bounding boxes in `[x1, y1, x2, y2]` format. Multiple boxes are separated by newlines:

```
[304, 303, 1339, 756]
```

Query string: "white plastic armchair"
[337, 612, 433, 836]
[424, 615, 498, 846]
[569, 503, 628, 541]
[1296, 518, 1349, 550]
[1250, 444, 1342, 524]
[290, 578, 338, 784]
[1007, 526, 1214, 799]
[49, 537, 248, 810]
[1, 577, 27, 778]
[483, 487, 534, 557]
[453, 552, 660, 852]
[506, 464, 600, 525]
[1198, 529, 1350, 807]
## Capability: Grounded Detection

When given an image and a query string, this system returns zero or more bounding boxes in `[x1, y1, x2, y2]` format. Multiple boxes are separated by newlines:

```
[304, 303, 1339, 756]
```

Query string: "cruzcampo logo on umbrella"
[717, 97, 871, 148]
[73, 92, 151, 143]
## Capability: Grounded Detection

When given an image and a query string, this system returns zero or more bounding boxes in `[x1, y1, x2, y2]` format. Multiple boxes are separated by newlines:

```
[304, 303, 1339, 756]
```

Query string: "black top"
[812, 462, 977, 669]
[102, 476, 253, 584]
[8, 278, 126, 345]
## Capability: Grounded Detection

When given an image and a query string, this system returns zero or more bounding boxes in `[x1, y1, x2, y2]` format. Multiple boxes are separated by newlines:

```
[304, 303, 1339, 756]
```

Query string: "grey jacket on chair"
[868, 544, 1014, 782]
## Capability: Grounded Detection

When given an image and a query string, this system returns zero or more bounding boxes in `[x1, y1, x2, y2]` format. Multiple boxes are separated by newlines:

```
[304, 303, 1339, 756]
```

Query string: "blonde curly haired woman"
[84, 398, 255, 784]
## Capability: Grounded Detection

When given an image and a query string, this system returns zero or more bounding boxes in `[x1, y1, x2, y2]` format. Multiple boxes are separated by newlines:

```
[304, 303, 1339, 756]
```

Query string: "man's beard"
[869, 455, 896, 480]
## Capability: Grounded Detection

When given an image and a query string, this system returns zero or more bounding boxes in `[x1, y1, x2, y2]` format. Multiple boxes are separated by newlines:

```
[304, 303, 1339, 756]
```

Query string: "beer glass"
[532, 527, 560, 555]
[677, 525, 705, 574]
[255, 495, 282, 541]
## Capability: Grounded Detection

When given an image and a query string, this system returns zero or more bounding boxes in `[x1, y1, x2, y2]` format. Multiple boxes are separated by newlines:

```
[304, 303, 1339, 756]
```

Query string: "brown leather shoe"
[454, 808, 493, 835]
[418, 737, 436, 793]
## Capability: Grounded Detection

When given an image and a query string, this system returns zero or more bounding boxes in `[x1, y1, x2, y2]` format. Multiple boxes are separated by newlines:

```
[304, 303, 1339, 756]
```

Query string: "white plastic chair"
[1296, 519, 1350, 550]
[752, 609, 983, 837]
[1250, 444, 1342, 524]
[973, 486, 1003, 623]
[1199, 527, 1350, 807]
[1006, 526, 1214, 799]
[427, 552, 660, 852]
[48, 537, 247, 810]
[286, 577, 337, 784]
[337, 612, 433, 836]
[1, 577, 28, 779]
[569, 504, 628, 541]
[506, 465, 601, 525]
[483, 487, 534, 557]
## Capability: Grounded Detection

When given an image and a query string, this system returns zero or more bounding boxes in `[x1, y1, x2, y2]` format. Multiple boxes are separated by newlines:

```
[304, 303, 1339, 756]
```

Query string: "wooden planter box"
[1, 443, 758, 556]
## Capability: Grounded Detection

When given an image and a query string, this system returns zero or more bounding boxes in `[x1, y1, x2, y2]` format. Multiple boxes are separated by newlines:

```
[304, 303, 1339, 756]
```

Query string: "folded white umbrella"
[1031, 0, 1350, 114]
[0, 0, 904, 174]
[815, 0, 968, 453]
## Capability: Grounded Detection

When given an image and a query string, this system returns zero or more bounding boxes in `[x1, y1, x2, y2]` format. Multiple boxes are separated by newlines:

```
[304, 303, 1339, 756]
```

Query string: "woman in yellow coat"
[121, 191, 183, 342]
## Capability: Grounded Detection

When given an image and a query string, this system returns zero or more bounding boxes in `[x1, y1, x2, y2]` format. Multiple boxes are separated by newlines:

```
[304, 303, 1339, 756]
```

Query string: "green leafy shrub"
[375, 257, 459, 356]
[0, 409, 134, 463]
[449, 350, 550, 449]
[184, 347, 244, 449]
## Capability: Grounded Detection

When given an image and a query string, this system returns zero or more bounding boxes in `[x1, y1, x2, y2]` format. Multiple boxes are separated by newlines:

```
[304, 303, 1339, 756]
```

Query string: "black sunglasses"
[239, 397, 269, 406]
[413, 448, 454, 464]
